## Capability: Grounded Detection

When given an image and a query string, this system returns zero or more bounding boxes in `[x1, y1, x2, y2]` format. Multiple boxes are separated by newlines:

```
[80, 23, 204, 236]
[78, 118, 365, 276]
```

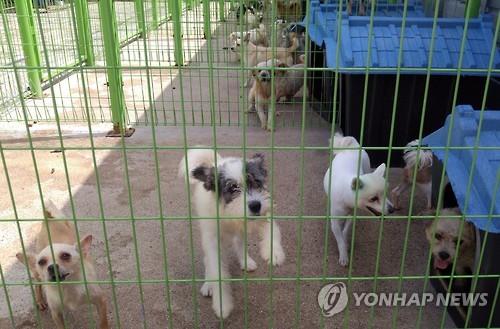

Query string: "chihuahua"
[16, 201, 108, 329]
[324, 134, 394, 266]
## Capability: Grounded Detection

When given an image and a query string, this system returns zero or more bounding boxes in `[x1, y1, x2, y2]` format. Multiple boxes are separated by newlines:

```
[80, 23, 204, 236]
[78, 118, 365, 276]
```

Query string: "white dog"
[179, 150, 285, 319]
[323, 134, 394, 266]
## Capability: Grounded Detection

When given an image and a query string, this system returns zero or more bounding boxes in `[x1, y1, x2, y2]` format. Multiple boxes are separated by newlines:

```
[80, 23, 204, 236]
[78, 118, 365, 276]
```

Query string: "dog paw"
[338, 254, 349, 267]
[261, 246, 285, 266]
[36, 300, 48, 311]
[200, 282, 213, 297]
[241, 257, 258, 272]
[213, 299, 233, 319]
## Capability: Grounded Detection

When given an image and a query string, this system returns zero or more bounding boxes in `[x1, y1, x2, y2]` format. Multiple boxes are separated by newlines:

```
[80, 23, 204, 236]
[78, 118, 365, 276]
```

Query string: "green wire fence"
[0, 0, 499, 327]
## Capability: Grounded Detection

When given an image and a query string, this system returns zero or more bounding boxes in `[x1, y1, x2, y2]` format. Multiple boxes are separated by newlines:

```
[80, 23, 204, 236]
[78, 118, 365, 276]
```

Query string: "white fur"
[179, 150, 285, 319]
[323, 134, 394, 266]
[403, 139, 433, 170]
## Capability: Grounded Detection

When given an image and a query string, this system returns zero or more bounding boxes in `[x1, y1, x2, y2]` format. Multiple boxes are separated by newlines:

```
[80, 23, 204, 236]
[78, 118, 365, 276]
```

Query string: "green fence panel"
[13, 0, 42, 97]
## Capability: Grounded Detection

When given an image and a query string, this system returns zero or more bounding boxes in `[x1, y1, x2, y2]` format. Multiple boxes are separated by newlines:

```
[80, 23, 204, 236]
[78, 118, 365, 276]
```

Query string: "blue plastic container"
[423, 105, 500, 233]
[307, 0, 500, 75]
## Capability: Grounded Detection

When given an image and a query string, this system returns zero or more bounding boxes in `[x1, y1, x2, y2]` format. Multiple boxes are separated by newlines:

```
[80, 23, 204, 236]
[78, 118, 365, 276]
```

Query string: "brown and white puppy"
[248, 60, 276, 131]
[274, 56, 306, 102]
[16, 201, 108, 329]
[231, 33, 298, 86]
[426, 208, 476, 286]
[391, 139, 433, 210]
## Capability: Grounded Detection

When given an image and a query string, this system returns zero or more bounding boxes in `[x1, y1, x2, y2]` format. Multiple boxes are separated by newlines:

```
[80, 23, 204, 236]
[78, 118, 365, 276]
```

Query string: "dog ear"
[351, 177, 364, 190]
[192, 165, 216, 191]
[247, 153, 267, 179]
[16, 252, 36, 270]
[243, 32, 251, 42]
[78, 235, 93, 257]
[373, 163, 386, 177]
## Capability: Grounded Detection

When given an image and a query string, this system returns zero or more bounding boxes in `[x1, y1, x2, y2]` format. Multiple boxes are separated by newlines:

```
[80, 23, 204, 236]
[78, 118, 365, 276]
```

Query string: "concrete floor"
[0, 120, 453, 328]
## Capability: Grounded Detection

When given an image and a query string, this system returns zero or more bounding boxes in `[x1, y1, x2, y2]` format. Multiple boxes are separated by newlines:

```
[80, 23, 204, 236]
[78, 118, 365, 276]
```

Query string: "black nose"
[388, 205, 394, 214]
[438, 251, 450, 260]
[47, 264, 57, 275]
[248, 201, 261, 214]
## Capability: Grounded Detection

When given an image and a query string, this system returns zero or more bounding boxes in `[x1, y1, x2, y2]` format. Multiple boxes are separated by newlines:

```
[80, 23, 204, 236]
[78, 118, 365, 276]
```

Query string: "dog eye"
[60, 252, 71, 261]
[453, 238, 464, 245]
[369, 196, 379, 202]
[435, 233, 442, 241]
[37, 258, 47, 267]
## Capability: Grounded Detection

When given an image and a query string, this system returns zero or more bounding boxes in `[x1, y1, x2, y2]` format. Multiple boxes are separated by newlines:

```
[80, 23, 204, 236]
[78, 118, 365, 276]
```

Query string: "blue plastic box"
[307, 0, 500, 74]
[423, 105, 500, 233]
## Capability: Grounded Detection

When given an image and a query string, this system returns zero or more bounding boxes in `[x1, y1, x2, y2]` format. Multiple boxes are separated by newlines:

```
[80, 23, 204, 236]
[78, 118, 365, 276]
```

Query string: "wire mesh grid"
[0, 0, 500, 328]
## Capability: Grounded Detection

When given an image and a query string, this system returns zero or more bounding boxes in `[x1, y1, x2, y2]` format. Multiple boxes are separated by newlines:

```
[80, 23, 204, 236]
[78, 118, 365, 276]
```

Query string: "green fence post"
[98, 0, 131, 136]
[151, 0, 159, 28]
[134, 0, 146, 37]
[202, 0, 210, 39]
[219, 0, 225, 21]
[466, 0, 481, 17]
[172, 0, 183, 65]
[74, 0, 95, 65]
[14, 0, 42, 97]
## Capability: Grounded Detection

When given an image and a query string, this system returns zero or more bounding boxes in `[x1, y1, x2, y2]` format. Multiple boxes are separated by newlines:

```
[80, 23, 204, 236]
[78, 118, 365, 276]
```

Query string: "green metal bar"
[134, 0, 146, 37]
[466, 0, 481, 17]
[74, 0, 94, 65]
[172, 0, 183, 65]
[152, 0, 159, 28]
[98, 0, 127, 132]
[219, 0, 224, 21]
[13, 0, 42, 96]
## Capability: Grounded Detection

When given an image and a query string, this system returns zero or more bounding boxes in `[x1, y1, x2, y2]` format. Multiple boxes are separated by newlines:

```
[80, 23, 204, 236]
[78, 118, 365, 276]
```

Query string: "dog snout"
[387, 204, 394, 214]
[438, 251, 450, 260]
[248, 200, 261, 215]
[259, 70, 270, 81]
[47, 263, 60, 281]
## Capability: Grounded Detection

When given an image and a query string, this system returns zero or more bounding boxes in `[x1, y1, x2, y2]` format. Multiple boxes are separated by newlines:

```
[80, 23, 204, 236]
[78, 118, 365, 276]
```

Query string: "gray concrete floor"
[0, 121, 453, 328]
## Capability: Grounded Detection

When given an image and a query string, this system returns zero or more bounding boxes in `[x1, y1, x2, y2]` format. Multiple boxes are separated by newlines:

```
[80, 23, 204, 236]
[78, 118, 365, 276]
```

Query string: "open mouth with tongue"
[434, 256, 451, 270]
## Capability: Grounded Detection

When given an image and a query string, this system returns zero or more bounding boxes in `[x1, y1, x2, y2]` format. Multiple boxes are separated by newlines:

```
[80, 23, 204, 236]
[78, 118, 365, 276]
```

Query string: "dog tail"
[403, 139, 433, 170]
[329, 133, 359, 155]
[178, 149, 221, 184]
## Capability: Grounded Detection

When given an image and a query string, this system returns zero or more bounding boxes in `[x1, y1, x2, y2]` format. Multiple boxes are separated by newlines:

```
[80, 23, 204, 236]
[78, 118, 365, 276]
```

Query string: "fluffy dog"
[324, 134, 394, 266]
[179, 150, 285, 319]
[426, 207, 476, 286]
[231, 33, 298, 86]
[236, 5, 264, 28]
[229, 24, 268, 49]
[274, 56, 306, 102]
[248, 60, 275, 131]
[16, 201, 108, 329]
[391, 139, 433, 210]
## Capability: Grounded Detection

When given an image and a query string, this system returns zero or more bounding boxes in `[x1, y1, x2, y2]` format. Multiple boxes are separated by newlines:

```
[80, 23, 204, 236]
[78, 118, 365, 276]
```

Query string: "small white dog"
[391, 139, 433, 210]
[179, 150, 285, 319]
[229, 24, 268, 48]
[323, 134, 394, 266]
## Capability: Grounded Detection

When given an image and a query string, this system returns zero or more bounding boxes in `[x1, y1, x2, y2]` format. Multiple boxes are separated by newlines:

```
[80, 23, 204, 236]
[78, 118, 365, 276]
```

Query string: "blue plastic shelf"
[423, 105, 500, 233]
[306, 0, 500, 75]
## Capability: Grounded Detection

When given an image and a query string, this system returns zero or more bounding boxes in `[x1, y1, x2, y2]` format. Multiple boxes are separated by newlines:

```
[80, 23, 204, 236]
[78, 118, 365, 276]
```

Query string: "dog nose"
[438, 251, 450, 260]
[248, 201, 261, 214]
[47, 264, 59, 275]
[388, 204, 394, 214]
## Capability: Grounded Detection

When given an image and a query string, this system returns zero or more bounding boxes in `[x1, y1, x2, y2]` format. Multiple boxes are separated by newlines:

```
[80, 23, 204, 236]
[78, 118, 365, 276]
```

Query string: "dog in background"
[274, 55, 306, 102]
[229, 24, 268, 49]
[236, 5, 264, 28]
[16, 201, 108, 329]
[276, 0, 303, 21]
[391, 139, 433, 210]
[425, 207, 476, 286]
[232, 33, 298, 86]
[179, 150, 285, 319]
[324, 134, 394, 266]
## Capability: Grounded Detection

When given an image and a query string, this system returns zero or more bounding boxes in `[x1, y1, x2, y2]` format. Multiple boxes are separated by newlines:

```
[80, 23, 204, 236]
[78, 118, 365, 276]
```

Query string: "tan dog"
[392, 139, 433, 210]
[16, 201, 108, 329]
[274, 56, 306, 102]
[426, 208, 476, 286]
[232, 33, 298, 86]
[248, 60, 276, 131]
[229, 24, 268, 48]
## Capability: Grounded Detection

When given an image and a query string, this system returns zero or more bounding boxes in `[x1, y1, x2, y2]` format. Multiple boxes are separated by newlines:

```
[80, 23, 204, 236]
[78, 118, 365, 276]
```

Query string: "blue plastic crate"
[423, 105, 500, 233]
[306, 0, 500, 74]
